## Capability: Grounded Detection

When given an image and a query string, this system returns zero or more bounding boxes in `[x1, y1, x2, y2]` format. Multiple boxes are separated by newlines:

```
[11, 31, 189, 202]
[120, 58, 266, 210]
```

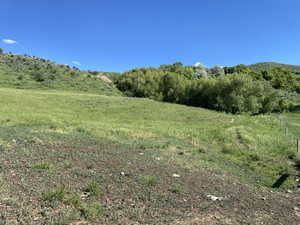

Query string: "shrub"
[115, 65, 282, 114]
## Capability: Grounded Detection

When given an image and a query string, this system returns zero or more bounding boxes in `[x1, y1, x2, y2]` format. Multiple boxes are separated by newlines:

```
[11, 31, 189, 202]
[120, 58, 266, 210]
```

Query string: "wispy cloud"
[2, 39, 17, 44]
[72, 61, 81, 66]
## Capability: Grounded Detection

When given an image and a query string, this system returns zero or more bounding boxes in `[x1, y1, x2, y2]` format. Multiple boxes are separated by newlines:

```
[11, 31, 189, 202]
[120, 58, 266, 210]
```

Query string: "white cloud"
[194, 62, 205, 67]
[2, 39, 17, 44]
[72, 61, 81, 66]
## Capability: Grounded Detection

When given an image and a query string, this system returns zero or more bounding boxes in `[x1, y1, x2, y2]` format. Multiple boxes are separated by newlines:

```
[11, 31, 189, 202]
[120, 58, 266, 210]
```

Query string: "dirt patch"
[0, 141, 299, 224]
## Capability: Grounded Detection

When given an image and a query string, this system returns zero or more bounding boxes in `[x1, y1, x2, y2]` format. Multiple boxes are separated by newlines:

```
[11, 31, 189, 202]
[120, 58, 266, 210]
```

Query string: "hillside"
[0, 88, 299, 224]
[0, 53, 300, 224]
[0, 52, 121, 95]
[249, 62, 300, 74]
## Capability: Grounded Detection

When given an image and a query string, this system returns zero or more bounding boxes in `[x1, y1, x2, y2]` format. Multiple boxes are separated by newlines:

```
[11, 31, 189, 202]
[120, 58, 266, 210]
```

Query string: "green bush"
[115, 64, 283, 114]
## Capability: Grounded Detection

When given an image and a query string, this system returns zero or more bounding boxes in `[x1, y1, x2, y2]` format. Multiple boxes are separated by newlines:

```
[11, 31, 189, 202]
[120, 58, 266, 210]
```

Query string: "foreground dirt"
[0, 140, 299, 225]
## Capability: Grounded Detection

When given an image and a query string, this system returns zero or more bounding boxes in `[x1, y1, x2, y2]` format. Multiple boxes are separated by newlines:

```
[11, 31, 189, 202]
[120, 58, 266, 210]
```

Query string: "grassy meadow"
[0, 87, 299, 224]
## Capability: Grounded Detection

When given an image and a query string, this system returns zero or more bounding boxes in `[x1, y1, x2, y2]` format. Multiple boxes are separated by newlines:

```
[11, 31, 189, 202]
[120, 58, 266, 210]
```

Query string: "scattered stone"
[81, 192, 90, 199]
[155, 157, 161, 161]
[287, 190, 293, 193]
[294, 207, 300, 217]
[139, 153, 144, 155]
[172, 173, 181, 178]
[207, 194, 224, 201]
[120, 171, 130, 176]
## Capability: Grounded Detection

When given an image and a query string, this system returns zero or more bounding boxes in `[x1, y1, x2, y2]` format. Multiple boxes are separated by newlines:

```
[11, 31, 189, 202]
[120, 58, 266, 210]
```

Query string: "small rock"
[81, 192, 90, 199]
[287, 190, 293, 193]
[172, 173, 180, 178]
[139, 153, 144, 155]
[120, 172, 125, 176]
[155, 157, 161, 161]
[207, 194, 224, 201]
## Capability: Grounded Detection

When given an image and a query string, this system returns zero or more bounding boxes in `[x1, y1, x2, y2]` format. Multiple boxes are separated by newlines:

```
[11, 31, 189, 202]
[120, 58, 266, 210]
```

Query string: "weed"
[63, 160, 72, 169]
[86, 180, 102, 197]
[42, 187, 65, 202]
[33, 161, 51, 172]
[66, 193, 83, 209]
[79, 202, 103, 219]
[170, 184, 182, 194]
[140, 175, 159, 186]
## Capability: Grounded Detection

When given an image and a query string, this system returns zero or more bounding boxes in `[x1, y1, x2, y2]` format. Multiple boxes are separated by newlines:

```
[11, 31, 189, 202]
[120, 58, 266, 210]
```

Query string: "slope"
[0, 53, 121, 95]
[0, 87, 299, 224]
[249, 62, 300, 74]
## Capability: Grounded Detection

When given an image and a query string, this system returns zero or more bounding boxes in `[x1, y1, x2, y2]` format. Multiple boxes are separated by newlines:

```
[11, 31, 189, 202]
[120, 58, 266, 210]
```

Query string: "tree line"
[115, 62, 300, 114]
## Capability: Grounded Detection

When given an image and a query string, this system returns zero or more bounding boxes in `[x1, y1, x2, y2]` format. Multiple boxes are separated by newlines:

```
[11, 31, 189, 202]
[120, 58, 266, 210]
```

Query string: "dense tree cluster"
[116, 62, 299, 114]
[224, 65, 300, 93]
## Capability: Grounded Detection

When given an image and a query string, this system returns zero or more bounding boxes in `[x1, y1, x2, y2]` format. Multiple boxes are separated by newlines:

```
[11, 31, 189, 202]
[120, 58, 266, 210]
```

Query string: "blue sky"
[1, 0, 300, 72]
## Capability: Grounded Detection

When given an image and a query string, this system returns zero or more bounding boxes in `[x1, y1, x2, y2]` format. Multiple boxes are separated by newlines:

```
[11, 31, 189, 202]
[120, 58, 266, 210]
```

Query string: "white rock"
[120, 172, 125, 176]
[172, 173, 181, 178]
[207, 194, 224, 201]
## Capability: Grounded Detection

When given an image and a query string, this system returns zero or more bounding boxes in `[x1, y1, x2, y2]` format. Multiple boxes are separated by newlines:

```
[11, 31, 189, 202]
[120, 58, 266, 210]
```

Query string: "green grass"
[0, 87, 297, 188]
[86, 180, 102, 197]
[0, 87, 299, 224]
[0, 53, 121, 96]
[42, 187, 66, 203]
[33, 161, 51, 172]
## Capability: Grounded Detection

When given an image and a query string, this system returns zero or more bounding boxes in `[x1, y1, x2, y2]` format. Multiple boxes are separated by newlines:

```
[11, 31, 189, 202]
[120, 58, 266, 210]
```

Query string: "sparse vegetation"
[42, 187, 66, 203]
[33, 161, 51, 172]
[0, 52, 121, 95]
[86, 180, 102, 197]
[140, 175, 159, 186]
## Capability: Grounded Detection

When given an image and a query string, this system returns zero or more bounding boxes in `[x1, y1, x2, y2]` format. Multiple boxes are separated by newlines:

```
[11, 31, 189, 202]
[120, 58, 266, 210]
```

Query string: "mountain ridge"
[249, 62, 300, 73]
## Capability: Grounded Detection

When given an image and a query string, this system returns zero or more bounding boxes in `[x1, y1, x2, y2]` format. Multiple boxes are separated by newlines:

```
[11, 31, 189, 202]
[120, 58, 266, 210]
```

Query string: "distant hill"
[249, 62, 300, 74]
[0, 52, 121, 95]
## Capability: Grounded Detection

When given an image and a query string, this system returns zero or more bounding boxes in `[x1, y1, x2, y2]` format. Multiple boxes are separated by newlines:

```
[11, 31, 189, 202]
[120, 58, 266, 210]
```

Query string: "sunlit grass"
[0, 87, 298, 188]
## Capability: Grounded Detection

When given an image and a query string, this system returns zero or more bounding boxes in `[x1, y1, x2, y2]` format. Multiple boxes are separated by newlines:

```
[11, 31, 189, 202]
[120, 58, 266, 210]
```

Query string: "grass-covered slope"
[250, 62, 300, 74]
[0, 87, 299, 224]
[0, 53, 121, 95]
